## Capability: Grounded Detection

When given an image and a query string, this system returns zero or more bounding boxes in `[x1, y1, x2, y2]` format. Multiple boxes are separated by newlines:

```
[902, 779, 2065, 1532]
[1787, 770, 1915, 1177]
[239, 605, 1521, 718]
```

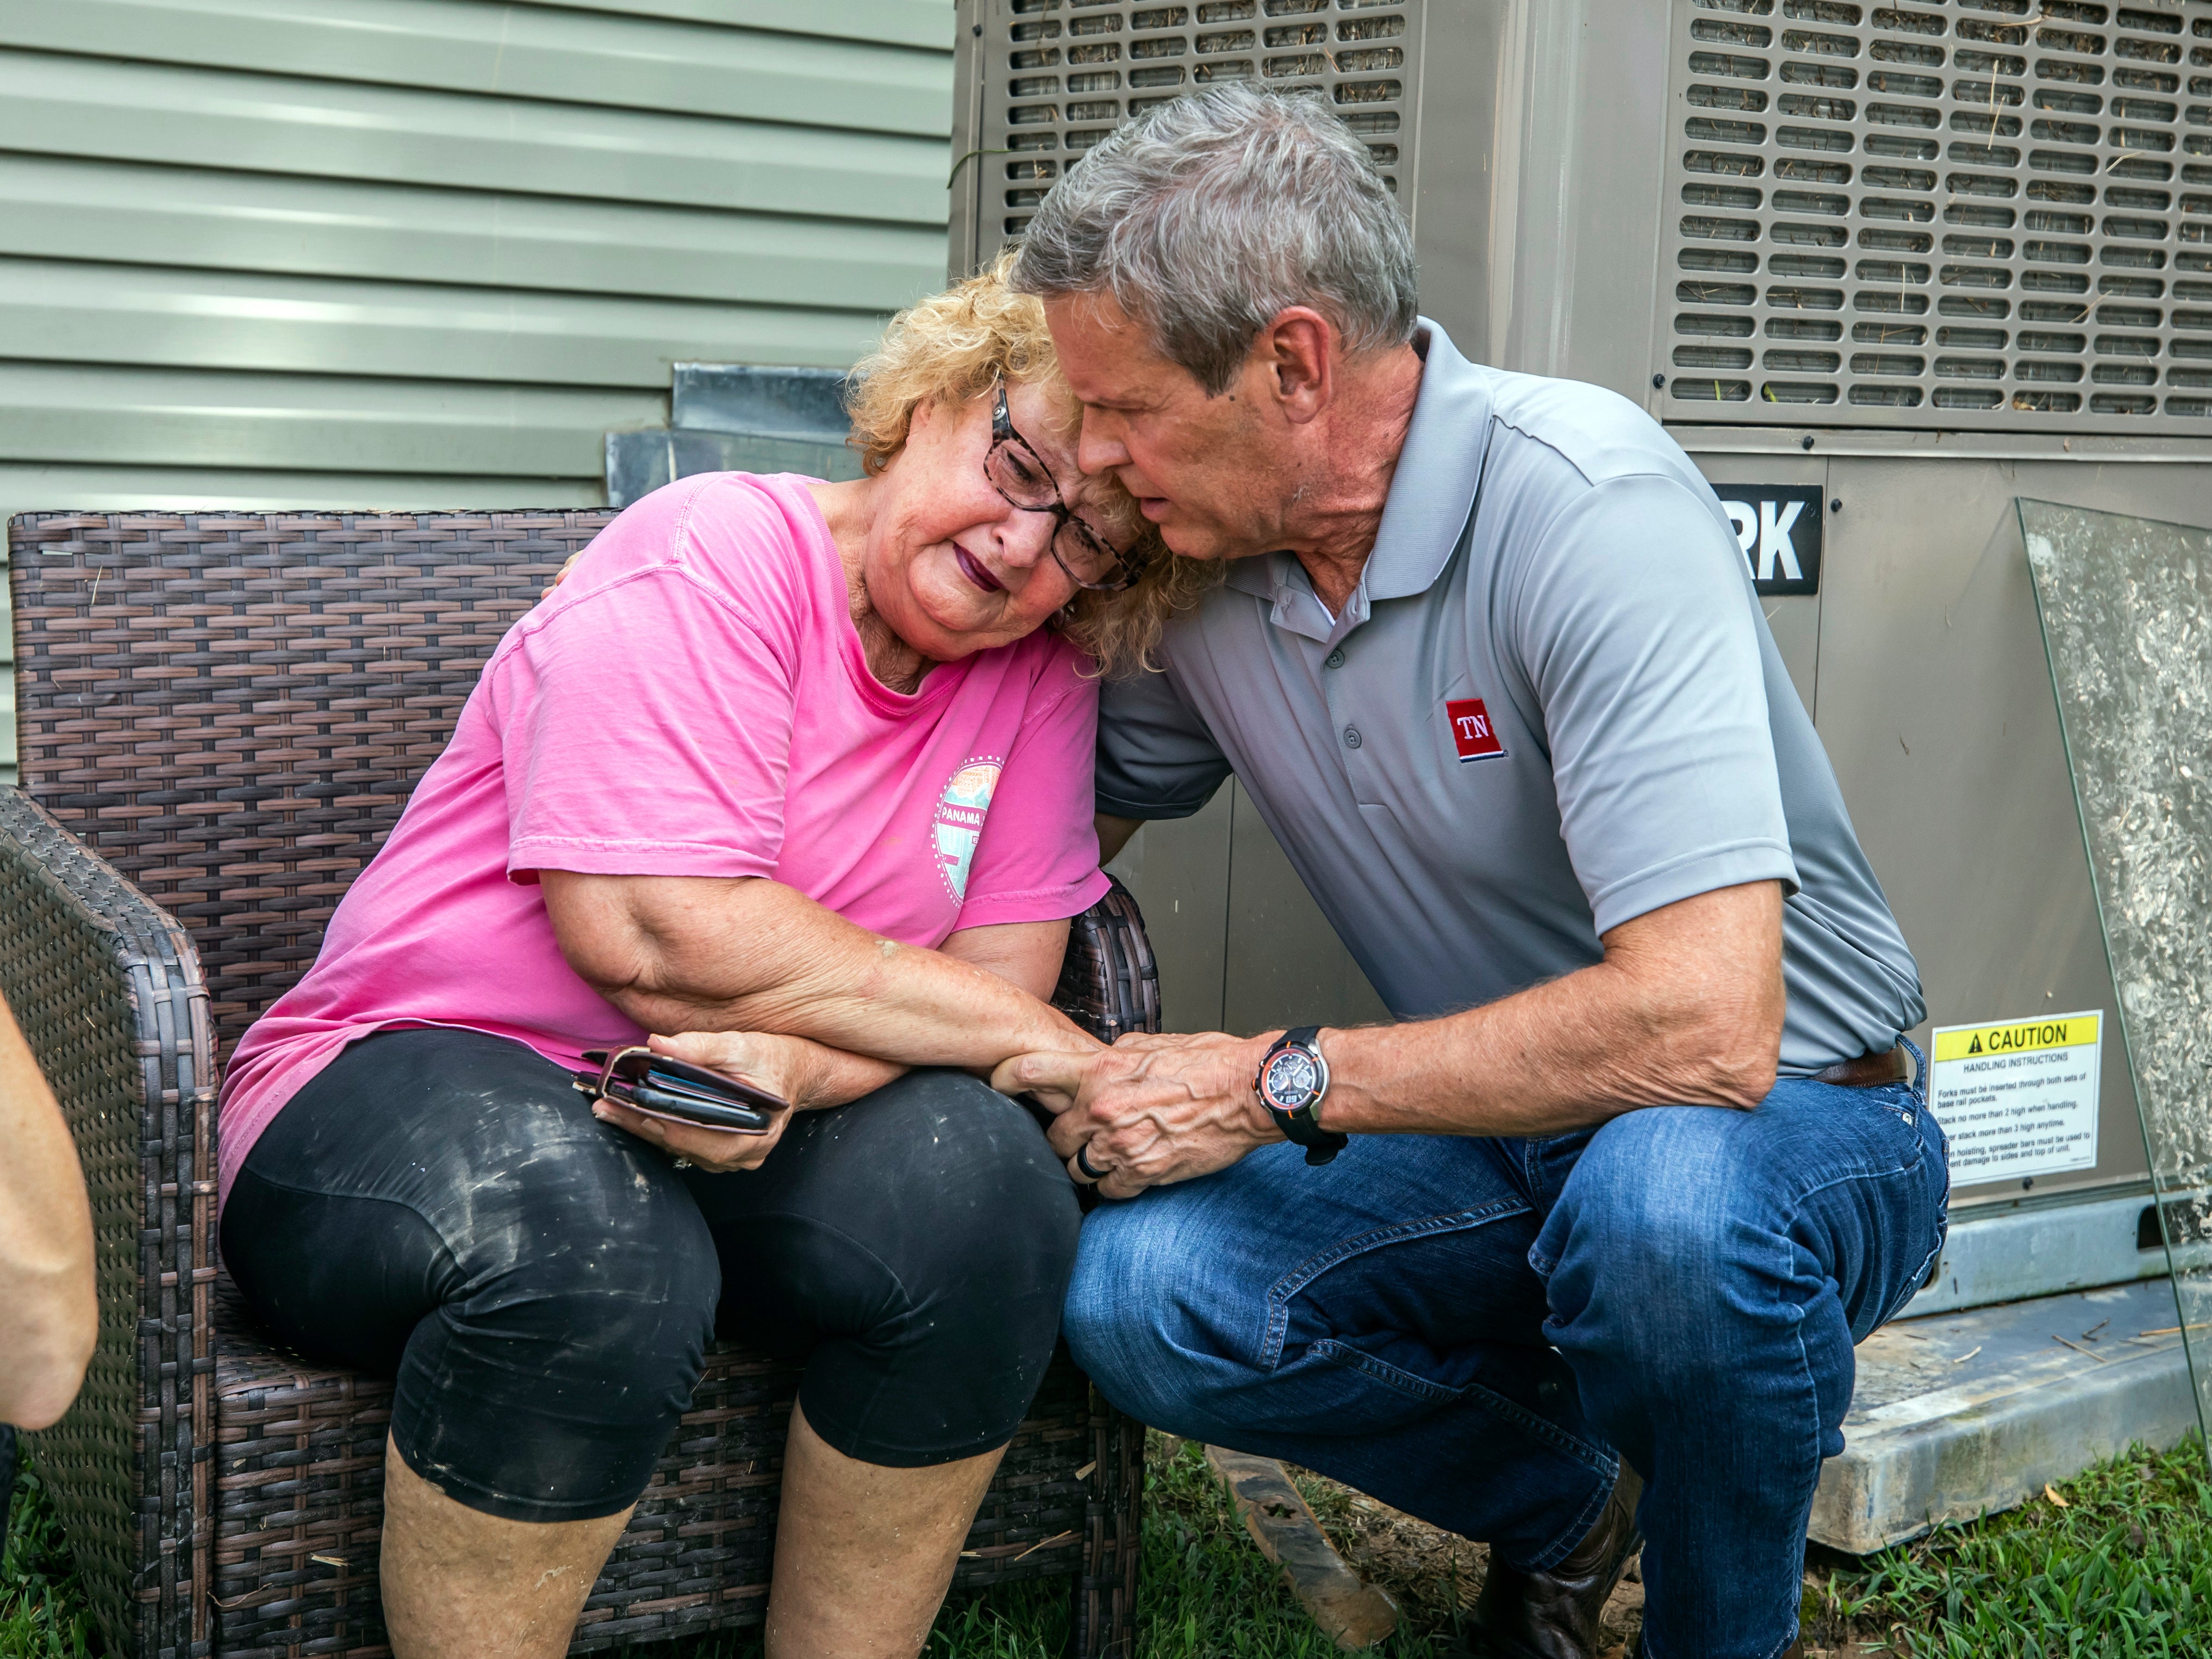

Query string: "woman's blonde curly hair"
[846, 252, 1220, 676]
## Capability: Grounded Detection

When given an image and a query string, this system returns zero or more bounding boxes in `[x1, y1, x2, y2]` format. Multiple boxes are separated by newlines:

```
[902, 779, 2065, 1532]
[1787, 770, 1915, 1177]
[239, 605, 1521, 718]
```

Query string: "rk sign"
[1713, 484, 1824, 597]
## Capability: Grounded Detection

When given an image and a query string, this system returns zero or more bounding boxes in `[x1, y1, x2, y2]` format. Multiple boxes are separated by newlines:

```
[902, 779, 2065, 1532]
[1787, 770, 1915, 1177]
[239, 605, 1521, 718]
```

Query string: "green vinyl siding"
[0, 0, 955, 778]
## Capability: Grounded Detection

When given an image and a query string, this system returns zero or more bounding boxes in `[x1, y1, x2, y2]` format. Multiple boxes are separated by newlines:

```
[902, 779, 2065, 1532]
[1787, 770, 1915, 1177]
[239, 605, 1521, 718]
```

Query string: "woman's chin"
[908, 591, 1031, 651]
[913, 617, 1007, 658]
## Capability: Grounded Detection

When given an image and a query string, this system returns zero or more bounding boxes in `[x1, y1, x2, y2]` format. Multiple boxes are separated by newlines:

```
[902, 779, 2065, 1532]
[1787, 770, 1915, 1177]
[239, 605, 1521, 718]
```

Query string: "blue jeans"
[1064, 1075, 1948, 1659]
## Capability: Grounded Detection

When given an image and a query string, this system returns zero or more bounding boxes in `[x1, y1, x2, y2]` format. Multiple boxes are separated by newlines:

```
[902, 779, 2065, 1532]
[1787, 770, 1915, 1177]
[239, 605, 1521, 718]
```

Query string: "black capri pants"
[220, 1027, 1082, 1522]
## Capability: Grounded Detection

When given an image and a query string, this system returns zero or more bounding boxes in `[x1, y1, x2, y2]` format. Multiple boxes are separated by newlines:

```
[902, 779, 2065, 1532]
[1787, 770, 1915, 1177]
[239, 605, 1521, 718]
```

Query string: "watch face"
[1261, 1047, 1322, 1113]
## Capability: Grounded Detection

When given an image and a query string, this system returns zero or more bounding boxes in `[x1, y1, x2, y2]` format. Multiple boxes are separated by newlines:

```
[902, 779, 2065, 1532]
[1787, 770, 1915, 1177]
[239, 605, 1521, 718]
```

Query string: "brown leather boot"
[1469, 1462, 1644, 1659]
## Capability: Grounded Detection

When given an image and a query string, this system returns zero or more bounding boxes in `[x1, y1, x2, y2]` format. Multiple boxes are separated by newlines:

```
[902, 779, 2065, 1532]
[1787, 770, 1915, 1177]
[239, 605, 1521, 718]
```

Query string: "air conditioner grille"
[1658, 0, 2212, 431]
[982, 1, 1422, 244]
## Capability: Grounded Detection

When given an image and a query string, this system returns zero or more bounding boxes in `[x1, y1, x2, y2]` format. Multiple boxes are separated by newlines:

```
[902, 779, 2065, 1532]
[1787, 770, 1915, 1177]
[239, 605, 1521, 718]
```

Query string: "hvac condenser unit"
[950, 0, 2212, 1302]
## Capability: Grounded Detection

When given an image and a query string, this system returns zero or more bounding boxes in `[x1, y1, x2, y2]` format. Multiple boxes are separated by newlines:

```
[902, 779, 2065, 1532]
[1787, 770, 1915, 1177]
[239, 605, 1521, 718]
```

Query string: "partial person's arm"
[1003, 880, 1784, 1199]
[1008, 471, 1801, 1197]
[1096, 814, 1142, 865]
[549, 875, 1087, 1174]
[0, 994, 97, 1429]
[544, 872, 1093, 1080]
[653, 918, 1074, 1115]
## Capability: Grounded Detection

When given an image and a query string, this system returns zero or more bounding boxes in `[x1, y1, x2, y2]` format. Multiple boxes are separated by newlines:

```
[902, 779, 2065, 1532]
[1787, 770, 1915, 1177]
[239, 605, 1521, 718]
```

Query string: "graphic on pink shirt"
[933, 758, 1002, 901]
[215, 472, 1108, 1205]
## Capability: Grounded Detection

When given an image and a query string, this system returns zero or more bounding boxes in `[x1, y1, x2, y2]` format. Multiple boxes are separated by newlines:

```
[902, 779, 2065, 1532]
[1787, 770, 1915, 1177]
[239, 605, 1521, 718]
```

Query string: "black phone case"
[580, 1049, 790, 1117]
[625, 1081, 772, 1133]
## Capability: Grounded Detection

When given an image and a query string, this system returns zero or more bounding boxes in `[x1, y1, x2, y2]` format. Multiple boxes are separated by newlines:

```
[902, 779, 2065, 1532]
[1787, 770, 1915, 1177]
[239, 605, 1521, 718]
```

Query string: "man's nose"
[1076, 416, 1130, 477]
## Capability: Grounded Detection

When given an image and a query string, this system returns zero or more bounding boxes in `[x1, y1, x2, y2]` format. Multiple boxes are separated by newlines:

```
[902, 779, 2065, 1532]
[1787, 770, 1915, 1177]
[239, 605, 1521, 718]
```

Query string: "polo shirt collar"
[1221, 317, 1496, 644]
[1365, 318, 1495, 601]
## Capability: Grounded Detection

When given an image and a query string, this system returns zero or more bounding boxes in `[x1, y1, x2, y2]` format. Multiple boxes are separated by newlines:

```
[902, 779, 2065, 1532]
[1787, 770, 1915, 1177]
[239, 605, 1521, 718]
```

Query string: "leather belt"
[1813, 1048, 1911, 1088]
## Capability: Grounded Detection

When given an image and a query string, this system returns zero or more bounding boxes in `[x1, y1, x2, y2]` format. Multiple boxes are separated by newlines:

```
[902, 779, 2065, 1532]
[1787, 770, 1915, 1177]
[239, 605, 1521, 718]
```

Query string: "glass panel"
[2021, 497, 2212, 1453]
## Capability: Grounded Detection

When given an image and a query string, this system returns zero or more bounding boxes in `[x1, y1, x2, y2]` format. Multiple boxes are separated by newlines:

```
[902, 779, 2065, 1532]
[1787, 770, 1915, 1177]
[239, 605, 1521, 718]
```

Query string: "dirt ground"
[1289, 1470, 1647, 1654]
[1291, 1471, 1891, 1657]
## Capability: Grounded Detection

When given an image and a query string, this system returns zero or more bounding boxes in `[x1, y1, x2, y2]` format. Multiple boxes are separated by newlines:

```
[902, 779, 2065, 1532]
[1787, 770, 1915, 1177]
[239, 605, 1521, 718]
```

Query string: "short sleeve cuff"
[953, 868, 1113, 931]
[1585, 840, 1800, 937]
[507, 836, 779, 882]
[1093, 785, 1217, 821]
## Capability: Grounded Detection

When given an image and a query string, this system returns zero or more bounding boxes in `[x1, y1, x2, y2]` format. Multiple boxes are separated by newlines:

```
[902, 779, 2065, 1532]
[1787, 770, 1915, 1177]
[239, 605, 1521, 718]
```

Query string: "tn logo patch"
[1445, 697, 1506, 763]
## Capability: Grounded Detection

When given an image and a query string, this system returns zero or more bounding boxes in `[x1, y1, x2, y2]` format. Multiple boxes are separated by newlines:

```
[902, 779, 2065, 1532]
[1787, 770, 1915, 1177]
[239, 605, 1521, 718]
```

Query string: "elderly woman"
[214, 263, 1181, 1659]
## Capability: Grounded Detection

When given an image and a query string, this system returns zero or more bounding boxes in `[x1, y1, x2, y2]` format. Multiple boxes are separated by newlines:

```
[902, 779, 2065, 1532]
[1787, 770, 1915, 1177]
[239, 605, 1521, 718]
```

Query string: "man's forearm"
[1322, 881, 1787, 1138]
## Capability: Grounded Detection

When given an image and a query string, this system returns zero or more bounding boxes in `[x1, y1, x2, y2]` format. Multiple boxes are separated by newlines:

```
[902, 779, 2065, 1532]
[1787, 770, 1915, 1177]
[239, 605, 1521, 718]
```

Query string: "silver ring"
[671, 1156, 693, 1170]
[1074, 1143, 1108, 1183]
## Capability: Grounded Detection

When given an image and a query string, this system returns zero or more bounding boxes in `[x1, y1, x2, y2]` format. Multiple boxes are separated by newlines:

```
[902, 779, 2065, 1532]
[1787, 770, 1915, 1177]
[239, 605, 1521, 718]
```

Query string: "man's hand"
[589, 1030, 818, 1175]
[996, 881, 1787, 1188]
[993, 1031, 1283, 1200]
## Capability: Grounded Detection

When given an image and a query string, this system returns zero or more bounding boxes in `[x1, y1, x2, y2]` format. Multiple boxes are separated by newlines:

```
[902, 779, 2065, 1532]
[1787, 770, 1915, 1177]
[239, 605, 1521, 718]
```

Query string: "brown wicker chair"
[0, 511, 1157, 1659]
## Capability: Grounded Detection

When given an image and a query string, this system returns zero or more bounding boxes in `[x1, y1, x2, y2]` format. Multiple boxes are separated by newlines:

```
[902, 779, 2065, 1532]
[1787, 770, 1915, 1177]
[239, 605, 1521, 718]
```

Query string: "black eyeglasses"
[985, 383, 1141, 594]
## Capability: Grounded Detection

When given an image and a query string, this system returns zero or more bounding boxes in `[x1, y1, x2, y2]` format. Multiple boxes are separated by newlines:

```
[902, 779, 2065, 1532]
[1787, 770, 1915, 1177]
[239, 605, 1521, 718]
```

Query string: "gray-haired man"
[996, 87, 1947, 1659]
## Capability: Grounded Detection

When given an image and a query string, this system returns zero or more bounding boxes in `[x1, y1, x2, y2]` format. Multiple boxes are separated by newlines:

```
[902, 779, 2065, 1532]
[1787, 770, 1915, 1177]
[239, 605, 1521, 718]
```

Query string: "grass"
[1, 1462, 94, 1659]
[6, 1435, 2209, 1658]
[1808, 1437, 2212, 1657]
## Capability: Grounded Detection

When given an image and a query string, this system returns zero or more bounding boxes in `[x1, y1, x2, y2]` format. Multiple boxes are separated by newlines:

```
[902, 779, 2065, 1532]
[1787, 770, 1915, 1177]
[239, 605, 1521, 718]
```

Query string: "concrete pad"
[1810, 1278, 2201, 1553]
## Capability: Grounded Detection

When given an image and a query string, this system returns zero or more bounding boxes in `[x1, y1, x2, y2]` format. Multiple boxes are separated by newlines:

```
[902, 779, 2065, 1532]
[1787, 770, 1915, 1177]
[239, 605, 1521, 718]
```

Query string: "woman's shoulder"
[545, 472, 835, 635]
[976, 626, 1100, 713]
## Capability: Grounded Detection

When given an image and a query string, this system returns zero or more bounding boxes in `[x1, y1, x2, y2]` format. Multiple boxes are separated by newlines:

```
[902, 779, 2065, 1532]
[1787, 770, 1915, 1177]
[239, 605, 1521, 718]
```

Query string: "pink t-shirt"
[217, 472, 1110, 1203]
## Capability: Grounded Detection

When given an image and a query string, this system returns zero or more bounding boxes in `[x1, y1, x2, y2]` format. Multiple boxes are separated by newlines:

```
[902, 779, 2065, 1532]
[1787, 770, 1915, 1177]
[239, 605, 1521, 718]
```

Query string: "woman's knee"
[715, 1071, 1082, 1465]
[776, 1069, 1082, 1304]
[238, 1030, 726, 1519]
[444, 1118, 720, 1373]
[391, 1127, 721, 1517]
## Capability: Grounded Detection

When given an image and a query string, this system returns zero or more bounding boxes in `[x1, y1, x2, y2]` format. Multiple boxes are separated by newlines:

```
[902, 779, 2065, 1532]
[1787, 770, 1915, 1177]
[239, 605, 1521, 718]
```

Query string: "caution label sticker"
[1928, 1011, 2103, 1184]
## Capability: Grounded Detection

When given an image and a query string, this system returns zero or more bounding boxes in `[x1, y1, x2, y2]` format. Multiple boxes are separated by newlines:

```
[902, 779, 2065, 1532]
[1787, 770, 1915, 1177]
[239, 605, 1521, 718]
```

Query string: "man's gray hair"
[1011, 84, 1418, 396]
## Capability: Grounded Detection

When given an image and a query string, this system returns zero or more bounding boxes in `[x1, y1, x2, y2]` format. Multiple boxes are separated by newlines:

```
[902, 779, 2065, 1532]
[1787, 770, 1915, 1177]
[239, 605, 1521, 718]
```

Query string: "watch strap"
[1260, 1026, 1349, 1167]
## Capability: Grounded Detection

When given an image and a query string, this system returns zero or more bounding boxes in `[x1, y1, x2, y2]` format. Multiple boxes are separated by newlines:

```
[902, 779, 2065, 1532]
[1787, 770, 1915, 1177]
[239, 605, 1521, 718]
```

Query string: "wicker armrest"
[1052, 876, 1160, 1044]
[0, 789, 219, 1659]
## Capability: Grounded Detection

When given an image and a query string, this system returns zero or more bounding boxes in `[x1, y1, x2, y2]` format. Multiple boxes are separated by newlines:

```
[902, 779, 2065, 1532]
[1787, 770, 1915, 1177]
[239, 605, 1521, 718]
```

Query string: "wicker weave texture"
[8, 512, 612, 1061]
[6, 509, 1152, 1659]
[0, 791, 218, 1659]
[209, 881, 1158, 1659]
[211, 1295, 1120, 1659]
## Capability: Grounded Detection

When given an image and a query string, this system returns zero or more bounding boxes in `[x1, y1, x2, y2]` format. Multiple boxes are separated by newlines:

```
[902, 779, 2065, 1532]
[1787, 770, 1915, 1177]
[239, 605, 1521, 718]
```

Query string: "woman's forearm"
[543, 872, 1097, 1069]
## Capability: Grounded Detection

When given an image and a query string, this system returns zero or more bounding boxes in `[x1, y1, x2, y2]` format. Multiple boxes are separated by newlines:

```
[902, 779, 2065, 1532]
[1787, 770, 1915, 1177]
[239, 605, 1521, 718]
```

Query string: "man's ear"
[1259, 308, 1337, 425]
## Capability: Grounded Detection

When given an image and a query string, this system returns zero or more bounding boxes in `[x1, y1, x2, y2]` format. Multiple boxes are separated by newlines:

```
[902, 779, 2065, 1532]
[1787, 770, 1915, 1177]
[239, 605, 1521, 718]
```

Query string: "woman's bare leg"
[764, 1401, 1006, 1659]
[379, 1438, 635, 1659]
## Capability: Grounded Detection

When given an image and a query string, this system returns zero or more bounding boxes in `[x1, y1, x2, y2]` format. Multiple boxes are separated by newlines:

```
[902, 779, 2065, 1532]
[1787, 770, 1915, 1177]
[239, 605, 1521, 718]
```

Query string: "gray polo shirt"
[1096, 320, 1924, 1074]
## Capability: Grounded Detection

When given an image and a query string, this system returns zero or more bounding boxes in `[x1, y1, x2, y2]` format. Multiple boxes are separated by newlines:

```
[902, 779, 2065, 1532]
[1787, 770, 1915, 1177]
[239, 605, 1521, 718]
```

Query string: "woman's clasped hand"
[211, 255, 1194, 1659]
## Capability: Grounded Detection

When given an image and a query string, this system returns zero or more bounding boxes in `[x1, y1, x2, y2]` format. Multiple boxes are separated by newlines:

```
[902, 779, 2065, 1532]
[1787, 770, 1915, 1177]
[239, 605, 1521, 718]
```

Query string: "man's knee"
[1540, 1111, 1782, 1366]
[1064, 1189, 1246, 1431]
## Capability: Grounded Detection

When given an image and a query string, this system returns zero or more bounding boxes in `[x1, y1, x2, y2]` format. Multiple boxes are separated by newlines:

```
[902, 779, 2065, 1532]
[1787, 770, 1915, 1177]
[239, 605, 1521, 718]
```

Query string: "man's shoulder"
[1477, 369, 1711, 500]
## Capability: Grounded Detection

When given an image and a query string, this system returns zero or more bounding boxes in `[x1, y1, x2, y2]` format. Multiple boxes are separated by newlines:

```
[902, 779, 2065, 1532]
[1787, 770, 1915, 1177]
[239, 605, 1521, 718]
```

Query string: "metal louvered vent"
[1657, 0, 2212, 431]
[985, 1, 1420, 244]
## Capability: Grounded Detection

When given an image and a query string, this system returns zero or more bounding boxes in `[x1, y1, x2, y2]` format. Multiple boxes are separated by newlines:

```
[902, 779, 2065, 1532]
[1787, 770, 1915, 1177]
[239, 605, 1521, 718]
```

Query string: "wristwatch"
[1255, 1026, 1350, 1166]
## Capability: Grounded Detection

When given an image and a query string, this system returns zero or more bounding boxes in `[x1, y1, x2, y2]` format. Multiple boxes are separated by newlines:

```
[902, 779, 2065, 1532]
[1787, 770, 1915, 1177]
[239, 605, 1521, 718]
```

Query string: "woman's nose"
[992, 503, 1057, 569]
